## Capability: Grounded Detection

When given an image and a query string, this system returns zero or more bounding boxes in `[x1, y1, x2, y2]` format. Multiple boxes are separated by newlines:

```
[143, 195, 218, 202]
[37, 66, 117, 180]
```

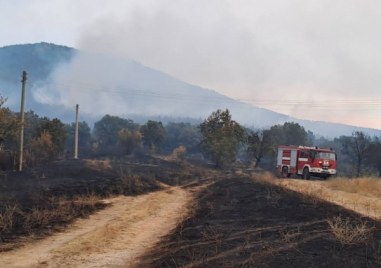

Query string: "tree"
[200, 109, 246, 167]
[118, 129, 142, 155]
[65, 121, 92, 157]
[365, 137, 381, 176]
[164, 122, 201, 153]
[93, 115, 139, 153]
[247, 129, 272, 167]
[337, 131, 371, 177]
[0, 96, 19, 151]
[36, 117, 66, 156]
[140, 120, 166, 152]
[268, 122, 309, 147]
[0, 107, 18, 150]
[27, 131, 56, 166]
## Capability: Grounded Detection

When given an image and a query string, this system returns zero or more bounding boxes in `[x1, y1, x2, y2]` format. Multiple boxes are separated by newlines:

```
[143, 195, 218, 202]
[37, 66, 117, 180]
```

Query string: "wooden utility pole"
[74, 104, 79, 159]
[18, 71, 27, 172]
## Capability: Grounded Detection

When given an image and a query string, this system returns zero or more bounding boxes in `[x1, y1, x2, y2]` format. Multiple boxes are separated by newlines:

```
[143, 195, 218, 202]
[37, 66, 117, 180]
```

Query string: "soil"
[142, 175, 381, 267]
[0, 186, 193, 268]
[1, 158, 380, 267]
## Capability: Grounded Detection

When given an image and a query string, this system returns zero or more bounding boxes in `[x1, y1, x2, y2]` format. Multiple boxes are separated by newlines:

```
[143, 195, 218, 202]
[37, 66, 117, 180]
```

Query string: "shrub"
[327, 216, 373, 246]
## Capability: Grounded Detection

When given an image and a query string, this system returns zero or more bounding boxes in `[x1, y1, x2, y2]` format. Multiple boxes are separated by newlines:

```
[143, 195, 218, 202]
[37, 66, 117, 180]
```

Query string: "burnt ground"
[0, 156, 207, 250]
[142, 175, 381, 268]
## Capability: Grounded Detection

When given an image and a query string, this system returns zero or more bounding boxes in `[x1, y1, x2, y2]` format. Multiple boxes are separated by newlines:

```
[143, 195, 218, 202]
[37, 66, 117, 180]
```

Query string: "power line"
[39, 79, 381, 111]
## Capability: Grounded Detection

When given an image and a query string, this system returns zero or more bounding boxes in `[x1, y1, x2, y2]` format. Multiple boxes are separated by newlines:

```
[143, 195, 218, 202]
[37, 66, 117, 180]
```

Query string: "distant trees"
[247, 130, 272, 167]
[25, 117, 66, 166]
[37, 118, 66, 155]
[2, 91, 381, 177]
[0, 106, 18, 150]
[367, 137, 381, 176]
[164, 122, 201, 153]
[93, 115, 139, 154]
[336, 131, 372, 177]
[118, 129, 142, 155]
[65, 121, 92, 157]
[268, 122, 309, 147]
[140, 120, 166, 153]
[200, 109, 246, 167]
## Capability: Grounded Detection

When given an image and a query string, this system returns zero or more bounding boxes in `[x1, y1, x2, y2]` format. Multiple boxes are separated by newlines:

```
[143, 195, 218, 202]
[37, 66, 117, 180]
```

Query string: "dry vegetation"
[0, 194, 106, 251]
[327, 216, 374, 246]
[1, 158, 381, 267]
[326, 177, 381, 198]
[142, 174, 381, 267]
[264, 173, 381, 220]
[0, 157, 206, 251]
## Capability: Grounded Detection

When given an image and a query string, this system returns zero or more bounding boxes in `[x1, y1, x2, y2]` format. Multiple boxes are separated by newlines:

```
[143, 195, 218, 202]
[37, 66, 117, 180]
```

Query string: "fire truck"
[277, 145, 337, 179]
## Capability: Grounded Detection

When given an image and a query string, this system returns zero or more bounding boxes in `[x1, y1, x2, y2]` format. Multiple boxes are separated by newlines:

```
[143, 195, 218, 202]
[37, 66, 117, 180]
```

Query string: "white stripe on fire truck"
[282, 157, 291, 160]
[298, 158, 308, 161]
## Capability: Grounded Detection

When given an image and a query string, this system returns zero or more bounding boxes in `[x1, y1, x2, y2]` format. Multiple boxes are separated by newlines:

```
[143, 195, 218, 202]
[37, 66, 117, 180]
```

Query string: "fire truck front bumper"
[310, 168, 336, 175]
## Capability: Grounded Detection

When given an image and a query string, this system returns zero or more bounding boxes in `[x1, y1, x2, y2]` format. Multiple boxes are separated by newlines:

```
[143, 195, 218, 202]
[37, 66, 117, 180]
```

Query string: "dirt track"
[142, 175, 381, 267]
[1, 171, 381, 268]
[0, 186, 192, 268]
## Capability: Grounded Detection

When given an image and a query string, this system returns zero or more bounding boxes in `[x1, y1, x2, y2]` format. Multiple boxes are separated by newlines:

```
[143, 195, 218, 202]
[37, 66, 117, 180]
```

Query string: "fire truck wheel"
[302, 167, 310, 180]
[281, 166, 289, 178]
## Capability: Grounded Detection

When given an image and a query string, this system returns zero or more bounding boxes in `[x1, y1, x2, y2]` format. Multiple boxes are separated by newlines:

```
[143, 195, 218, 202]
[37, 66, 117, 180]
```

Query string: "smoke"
[27, 0, 381, 129]
[72, 0, 381, 128]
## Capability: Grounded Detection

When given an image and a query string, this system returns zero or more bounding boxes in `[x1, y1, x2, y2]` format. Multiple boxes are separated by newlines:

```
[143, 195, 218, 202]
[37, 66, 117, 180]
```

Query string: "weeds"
[1, 193, 105, 241]
[0, 204, 19, 232]
[327, 216, 374, 246]
[327, 177, 381, 198]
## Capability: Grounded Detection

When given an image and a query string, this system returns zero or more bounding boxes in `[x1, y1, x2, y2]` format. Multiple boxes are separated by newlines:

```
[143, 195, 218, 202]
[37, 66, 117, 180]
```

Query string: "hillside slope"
[0, 42, 378, 137]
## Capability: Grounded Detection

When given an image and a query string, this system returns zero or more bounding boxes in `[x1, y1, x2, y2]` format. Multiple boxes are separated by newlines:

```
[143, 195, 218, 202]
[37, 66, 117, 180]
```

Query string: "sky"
[1, 0, 381, 129]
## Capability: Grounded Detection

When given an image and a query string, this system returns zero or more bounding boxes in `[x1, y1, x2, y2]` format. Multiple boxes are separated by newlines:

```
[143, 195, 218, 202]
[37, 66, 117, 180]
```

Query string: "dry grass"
[253, 173, 381, 220]
[327, 216, 374, 246]
[0, 204, 19, 232]
[252, 171, 276, 184]
[84, 159, 112, 171]
[326, 177, 381, 198]
[0, 194, 105, 239]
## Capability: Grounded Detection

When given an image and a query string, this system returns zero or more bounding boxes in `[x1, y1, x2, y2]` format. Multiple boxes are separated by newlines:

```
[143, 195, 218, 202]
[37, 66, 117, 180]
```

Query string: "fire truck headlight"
[318, 161, 322, 164]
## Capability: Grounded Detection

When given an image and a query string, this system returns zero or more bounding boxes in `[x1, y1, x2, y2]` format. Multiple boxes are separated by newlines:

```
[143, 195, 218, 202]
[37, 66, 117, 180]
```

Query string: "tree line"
[0, 96, 380, 177]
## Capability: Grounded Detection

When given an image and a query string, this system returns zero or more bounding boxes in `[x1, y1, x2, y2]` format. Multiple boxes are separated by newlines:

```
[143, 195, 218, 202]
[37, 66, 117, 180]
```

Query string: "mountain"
[0, 42, 379, 138]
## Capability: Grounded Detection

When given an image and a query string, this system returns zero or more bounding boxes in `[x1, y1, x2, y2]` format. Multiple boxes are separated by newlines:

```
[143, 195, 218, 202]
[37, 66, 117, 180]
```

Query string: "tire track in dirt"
[0, 186, 193, 268]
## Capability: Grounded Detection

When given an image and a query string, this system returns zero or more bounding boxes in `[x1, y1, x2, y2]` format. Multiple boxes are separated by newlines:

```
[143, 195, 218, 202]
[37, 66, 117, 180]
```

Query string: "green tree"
[140, 120, 166, 152]
[27, 131, 56, 166]
[268, 122, 309, 147]
[367, 137, 381, 176]
[164, 122, 201, 153]
[118, 129, 142, 155]
[200, 109, 246, 168]
[0, 96, 18, 168]
[337, 131, 371, 177]
[247, 129, 272, 167]
[93, 115, 139, 153]
[36, 118, 66, 156]
[0, 107, 18, 150]
[65, 121, 92, 157]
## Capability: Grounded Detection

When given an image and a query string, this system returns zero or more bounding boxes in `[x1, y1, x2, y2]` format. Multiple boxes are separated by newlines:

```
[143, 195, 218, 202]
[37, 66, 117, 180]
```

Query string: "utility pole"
[18, 71, 27, 172]
[74, 104, 79, 159]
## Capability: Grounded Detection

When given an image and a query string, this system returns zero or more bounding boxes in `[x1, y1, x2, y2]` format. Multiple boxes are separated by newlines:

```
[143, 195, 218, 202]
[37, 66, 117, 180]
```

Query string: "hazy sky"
[1, 0, 381, 129]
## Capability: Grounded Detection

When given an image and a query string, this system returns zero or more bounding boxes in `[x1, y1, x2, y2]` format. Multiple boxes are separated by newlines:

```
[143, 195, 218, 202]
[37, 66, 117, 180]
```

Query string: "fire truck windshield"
[317, 152, 336, 160]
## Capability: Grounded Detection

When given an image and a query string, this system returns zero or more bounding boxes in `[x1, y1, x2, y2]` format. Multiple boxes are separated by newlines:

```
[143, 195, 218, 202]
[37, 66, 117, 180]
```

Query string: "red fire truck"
[277, 145, 337, 179]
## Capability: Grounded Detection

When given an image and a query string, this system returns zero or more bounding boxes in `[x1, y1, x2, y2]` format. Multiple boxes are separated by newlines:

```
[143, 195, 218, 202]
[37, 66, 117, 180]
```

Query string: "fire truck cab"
[277, 145, 337, 179]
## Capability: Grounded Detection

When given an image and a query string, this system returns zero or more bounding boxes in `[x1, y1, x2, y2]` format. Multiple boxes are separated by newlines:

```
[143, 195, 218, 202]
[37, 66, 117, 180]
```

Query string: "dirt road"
[0, 186, 192, 268]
